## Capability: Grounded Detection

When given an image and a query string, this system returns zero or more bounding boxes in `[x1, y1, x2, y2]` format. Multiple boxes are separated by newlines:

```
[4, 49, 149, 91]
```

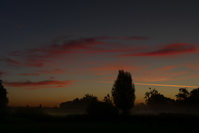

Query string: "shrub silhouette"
[87, 101, 118, 118]
[0, 79, 8, 116]
[111, 70, 135, 115]
[60, 94, 99, 114]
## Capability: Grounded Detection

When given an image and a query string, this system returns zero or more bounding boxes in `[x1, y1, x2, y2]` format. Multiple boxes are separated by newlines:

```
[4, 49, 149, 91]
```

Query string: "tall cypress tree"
[111, 70, 135, 115]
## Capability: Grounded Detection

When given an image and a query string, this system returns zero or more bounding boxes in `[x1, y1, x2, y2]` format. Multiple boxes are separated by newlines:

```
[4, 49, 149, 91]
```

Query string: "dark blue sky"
[1, 1, 199, 48]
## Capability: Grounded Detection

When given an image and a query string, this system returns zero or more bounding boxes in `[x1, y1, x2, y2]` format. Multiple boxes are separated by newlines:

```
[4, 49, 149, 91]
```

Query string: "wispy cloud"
[130, 65, 189, 82]
[123, 43, 198, 56]
[94, 80, 198, 88]
[12, 36, 147, 58]
[0, 71, 6, 77]
[17, 68, 65, 76]
[0, 57, 44, 68]
[90, 64, 187, 82]
[187, 64, 199, 71]
[96, 36, 149, 41]
[3, 36, 147, 68]
[135, 83, 198, 88]
[0, 58, 21, 65]
[4, 80, 74, 89]
[91, 64, 146, 75]
[92, 64, 142, 71]
[156, 65, 177, 72]
[11, 38, 104, 58]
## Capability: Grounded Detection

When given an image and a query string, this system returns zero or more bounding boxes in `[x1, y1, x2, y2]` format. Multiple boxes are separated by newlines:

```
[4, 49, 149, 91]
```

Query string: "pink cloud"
[4, 80, 74, 89]
[24, 38, 105, 57]
[7, 38, 106, 67]
[5, 36, 147, 68]
[26, 37, 146, 58]
[123, 43, 198, 56]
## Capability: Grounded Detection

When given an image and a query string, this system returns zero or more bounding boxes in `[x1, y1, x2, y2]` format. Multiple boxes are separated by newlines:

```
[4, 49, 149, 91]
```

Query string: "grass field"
[1, 111, 199, 133]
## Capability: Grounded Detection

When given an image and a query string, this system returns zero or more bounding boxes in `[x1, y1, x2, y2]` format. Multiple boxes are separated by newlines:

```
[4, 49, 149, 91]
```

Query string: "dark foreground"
[1, 112, 199, 133]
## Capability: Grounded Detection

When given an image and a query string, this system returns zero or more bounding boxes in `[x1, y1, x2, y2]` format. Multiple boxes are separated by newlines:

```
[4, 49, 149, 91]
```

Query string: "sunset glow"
[1, 1, 199, 107]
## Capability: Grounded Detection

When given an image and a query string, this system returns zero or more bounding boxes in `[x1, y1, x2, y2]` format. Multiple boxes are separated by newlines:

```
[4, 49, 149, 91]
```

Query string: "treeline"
[145, 87, 199, 107]
[60, 94, 118, 117]
[60, 70, 135, 116]
[0, 69, 199, 117]
[59, 87, 199, 115]
[60, 70, 199, 115]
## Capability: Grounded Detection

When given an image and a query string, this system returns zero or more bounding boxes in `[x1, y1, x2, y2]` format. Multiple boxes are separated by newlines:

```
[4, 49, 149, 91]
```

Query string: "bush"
[87, 101, 119, 118]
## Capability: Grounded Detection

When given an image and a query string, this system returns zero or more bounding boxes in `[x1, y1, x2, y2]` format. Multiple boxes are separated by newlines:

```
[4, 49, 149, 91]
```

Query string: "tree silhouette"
[145, 88, 174, 107]
[189, 88, 199, 105]
[175, 88, 189, 104]
[0, 79, 8, 116]
[111, 70, 135, 115]
[103, 94, 113, 105]
[80, 94, 98, 104]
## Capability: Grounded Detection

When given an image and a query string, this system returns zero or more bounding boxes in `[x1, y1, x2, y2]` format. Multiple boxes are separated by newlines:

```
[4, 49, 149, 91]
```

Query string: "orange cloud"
[139, 71, 190, 82]
[4, 80, 74, 89]
[123, 43, 198, 56]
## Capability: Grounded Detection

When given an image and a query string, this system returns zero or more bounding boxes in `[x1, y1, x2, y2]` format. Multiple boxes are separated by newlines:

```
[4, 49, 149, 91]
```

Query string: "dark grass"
[1, 111, 199, 133]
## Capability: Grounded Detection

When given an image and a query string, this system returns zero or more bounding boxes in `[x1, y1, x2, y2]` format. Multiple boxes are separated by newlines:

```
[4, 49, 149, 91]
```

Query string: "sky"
[0, 0, 199, 107]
